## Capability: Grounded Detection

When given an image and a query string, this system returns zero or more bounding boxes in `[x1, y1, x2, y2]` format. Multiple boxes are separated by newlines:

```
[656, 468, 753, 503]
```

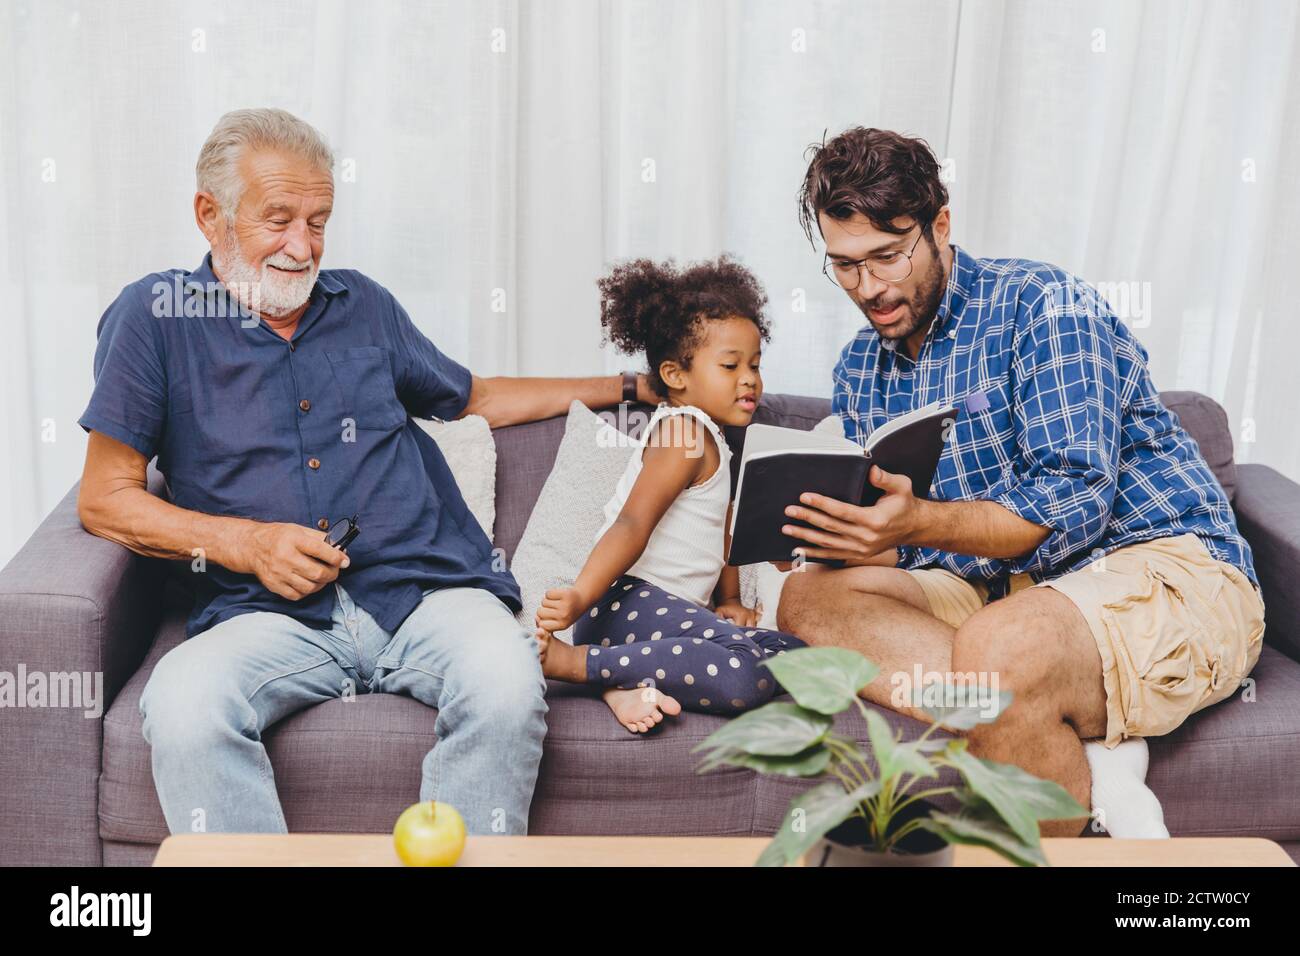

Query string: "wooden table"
[152, 834, 1296, 867]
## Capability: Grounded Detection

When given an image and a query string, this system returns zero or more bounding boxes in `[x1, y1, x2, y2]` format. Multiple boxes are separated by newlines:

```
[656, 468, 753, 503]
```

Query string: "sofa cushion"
[416, 414, 497, 539]
[508, 401, 637, 642]
[1146, 643, 1300, 839]
[99, 611, 1300, 846]
[490, 415, 570, 565]
[1159, 390, 1238, 501]
[100, 604, 967, 844]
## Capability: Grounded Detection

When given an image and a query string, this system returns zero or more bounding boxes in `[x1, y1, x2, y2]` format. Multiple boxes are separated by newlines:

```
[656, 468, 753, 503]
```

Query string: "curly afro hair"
[597, 254, 771, 399]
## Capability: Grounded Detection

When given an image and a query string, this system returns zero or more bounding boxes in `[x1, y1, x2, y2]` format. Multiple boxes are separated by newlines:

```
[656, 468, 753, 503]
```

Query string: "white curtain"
[2, 0, 1297, 567]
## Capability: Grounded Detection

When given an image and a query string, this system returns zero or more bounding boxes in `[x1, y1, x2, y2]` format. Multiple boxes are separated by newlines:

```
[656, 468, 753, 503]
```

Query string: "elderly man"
[76, 108, 653, 836]
[775, 127, 1266, 838]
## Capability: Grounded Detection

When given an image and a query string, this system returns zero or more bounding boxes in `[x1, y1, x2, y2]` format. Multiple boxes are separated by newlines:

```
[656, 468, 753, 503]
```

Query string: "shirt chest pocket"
[961, 378, 1011, 435]
[325, 346, 407, 431]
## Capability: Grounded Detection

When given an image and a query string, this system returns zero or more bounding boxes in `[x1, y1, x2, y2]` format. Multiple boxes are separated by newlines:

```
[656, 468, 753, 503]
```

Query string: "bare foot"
[603, 686, 682, 734]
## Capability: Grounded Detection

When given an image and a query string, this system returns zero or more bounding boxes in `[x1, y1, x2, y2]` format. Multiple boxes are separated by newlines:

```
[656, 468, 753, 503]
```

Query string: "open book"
[726, 401, 958, 566]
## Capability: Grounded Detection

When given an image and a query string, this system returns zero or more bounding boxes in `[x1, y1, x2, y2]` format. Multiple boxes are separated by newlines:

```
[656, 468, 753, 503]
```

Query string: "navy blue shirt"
[79, 254, 521, 638]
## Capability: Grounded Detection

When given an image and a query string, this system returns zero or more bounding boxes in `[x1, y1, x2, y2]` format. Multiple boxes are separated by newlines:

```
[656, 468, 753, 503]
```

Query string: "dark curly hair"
[798, 127, 948, 246]
[598, 255, 771, 398]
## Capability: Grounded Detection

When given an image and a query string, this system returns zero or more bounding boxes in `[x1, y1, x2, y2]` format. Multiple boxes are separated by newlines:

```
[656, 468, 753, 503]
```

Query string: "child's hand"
[714, 599, 758, 628]
[537, 586, 585, 633]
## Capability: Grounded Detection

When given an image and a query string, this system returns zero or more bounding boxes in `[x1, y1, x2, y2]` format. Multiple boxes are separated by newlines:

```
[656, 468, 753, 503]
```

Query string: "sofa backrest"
[1159, 391, 1238, 501]
[489, 390, 1237, 561]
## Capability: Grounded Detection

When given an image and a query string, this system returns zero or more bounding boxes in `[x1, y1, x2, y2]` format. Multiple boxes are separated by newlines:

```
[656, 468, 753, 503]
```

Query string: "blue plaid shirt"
[831, 244, 1257, 595]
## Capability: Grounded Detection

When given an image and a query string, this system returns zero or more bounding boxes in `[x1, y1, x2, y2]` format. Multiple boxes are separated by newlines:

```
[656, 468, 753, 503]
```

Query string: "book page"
[739, 423, 860, 462]
[863, 401, 953, 452]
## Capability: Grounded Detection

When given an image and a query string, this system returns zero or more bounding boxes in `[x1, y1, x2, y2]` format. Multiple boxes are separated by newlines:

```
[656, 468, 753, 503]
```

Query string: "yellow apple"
[393, 800, 467, 867]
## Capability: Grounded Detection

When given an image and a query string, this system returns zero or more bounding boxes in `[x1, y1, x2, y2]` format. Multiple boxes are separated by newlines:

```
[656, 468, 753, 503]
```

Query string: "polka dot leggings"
[571, 575, 807, 715]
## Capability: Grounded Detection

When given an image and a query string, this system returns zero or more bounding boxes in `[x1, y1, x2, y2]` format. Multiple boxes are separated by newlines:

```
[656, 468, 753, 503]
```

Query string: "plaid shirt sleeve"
[830, 343, 853, 426]
[979, 275, 1122, 575]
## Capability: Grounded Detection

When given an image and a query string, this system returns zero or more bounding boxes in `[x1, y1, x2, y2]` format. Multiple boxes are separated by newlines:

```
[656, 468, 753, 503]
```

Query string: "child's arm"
[714, 503, 759, 627]
[536, 415, 706, 633]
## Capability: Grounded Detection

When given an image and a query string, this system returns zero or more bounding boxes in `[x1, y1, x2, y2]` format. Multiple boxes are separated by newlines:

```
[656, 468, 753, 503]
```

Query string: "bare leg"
[536, 627, 585, 681]
[779, 567, 1108, 838]
[777, 565, 956, 720]
[951, 587, 1108, 838]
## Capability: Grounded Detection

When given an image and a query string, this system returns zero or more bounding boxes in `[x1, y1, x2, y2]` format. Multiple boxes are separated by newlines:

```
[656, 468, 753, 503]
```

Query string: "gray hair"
[196, 108, 334, 219]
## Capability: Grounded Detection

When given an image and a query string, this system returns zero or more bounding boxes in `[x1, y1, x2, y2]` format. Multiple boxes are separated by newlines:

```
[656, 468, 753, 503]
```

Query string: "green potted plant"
[693, 647, 1088, 867]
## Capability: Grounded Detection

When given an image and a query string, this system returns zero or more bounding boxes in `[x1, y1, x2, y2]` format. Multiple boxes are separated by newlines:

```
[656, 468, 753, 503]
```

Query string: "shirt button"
[307, 457, 321, 470]
[299, 399, 311, 412]
[317, 517, 329, 530]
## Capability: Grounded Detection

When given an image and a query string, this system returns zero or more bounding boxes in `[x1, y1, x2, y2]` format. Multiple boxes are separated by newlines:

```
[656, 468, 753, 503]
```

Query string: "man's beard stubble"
[857, 239, 947, 343]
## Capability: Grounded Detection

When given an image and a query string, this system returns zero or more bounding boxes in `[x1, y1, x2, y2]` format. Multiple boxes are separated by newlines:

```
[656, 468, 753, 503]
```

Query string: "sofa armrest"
[1234, 463, 1300, 664]
[0, 471, 168, 864]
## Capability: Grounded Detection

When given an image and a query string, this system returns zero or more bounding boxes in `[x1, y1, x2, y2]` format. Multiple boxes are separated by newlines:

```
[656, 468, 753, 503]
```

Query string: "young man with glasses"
[773, 127, 1265, 838]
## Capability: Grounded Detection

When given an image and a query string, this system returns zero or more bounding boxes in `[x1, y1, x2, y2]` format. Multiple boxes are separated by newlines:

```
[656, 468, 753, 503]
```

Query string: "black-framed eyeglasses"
[324, 514, 360, 551]
[822, 224, 926, 291]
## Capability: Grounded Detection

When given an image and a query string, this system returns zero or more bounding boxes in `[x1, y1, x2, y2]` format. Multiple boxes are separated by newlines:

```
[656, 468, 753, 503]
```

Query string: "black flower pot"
[803, 799, 955, 867]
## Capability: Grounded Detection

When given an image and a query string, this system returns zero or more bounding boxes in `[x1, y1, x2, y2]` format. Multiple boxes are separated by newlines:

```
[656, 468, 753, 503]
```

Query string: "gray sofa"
[2, 390, 1299, 866]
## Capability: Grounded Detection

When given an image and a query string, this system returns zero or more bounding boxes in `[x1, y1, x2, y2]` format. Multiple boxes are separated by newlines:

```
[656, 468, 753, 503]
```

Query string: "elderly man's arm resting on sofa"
[460, 372, 657, 429]
[77, 430, 349, 601]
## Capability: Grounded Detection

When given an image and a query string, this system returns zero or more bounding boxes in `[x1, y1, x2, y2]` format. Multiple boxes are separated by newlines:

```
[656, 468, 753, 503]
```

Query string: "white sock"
[754, 562, 793, 631]
[1084, 737, 1170, 839]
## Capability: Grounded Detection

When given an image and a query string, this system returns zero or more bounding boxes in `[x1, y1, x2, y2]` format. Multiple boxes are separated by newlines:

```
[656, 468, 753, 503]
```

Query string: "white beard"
[212, 229, 319, 318]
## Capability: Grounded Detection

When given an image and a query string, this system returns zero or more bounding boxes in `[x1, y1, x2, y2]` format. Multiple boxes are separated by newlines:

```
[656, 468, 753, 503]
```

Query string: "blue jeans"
[138, 583, 547, 835]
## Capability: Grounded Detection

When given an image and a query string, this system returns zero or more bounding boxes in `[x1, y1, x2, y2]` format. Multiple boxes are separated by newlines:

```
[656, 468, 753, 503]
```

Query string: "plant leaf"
[756, 778, 882, 867]
[692, 700, 832, 758]
[942, 747, 1089, 845]
[890, 741, 939, 781]
[917, 802, 1049, 867]
[759, 647, 879, 715]
[863, 709, 936, 781]
[918, 686, 1013, 730]
[711, 744, 833, 778]
[863, 709, 896, 774]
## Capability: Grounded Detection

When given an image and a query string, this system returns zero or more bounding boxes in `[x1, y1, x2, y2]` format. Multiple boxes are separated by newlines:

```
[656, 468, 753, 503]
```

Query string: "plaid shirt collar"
[879, 242, 975, 354]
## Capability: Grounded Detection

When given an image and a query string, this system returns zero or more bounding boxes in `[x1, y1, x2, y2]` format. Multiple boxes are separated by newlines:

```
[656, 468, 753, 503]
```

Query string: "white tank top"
[594, 403, 733, 606]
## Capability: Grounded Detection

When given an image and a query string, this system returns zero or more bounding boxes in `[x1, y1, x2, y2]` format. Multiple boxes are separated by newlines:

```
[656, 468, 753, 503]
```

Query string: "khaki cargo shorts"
[908, 534, 1266, 748]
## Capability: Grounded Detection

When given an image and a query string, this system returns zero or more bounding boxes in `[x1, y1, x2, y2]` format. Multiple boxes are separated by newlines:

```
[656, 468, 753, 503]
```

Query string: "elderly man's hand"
[779, 465, 927, 562]
[237, 522, 351, 601]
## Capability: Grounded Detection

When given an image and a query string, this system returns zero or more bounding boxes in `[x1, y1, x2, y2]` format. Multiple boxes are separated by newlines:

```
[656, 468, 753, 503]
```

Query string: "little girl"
[535, 255, 807, 733]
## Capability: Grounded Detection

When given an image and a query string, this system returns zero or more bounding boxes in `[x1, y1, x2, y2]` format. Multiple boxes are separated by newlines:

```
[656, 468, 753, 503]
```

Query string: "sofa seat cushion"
[100, 608, 965, 844]
[1146, 643, 1300, 838]
[100, 610, 1300, 847]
